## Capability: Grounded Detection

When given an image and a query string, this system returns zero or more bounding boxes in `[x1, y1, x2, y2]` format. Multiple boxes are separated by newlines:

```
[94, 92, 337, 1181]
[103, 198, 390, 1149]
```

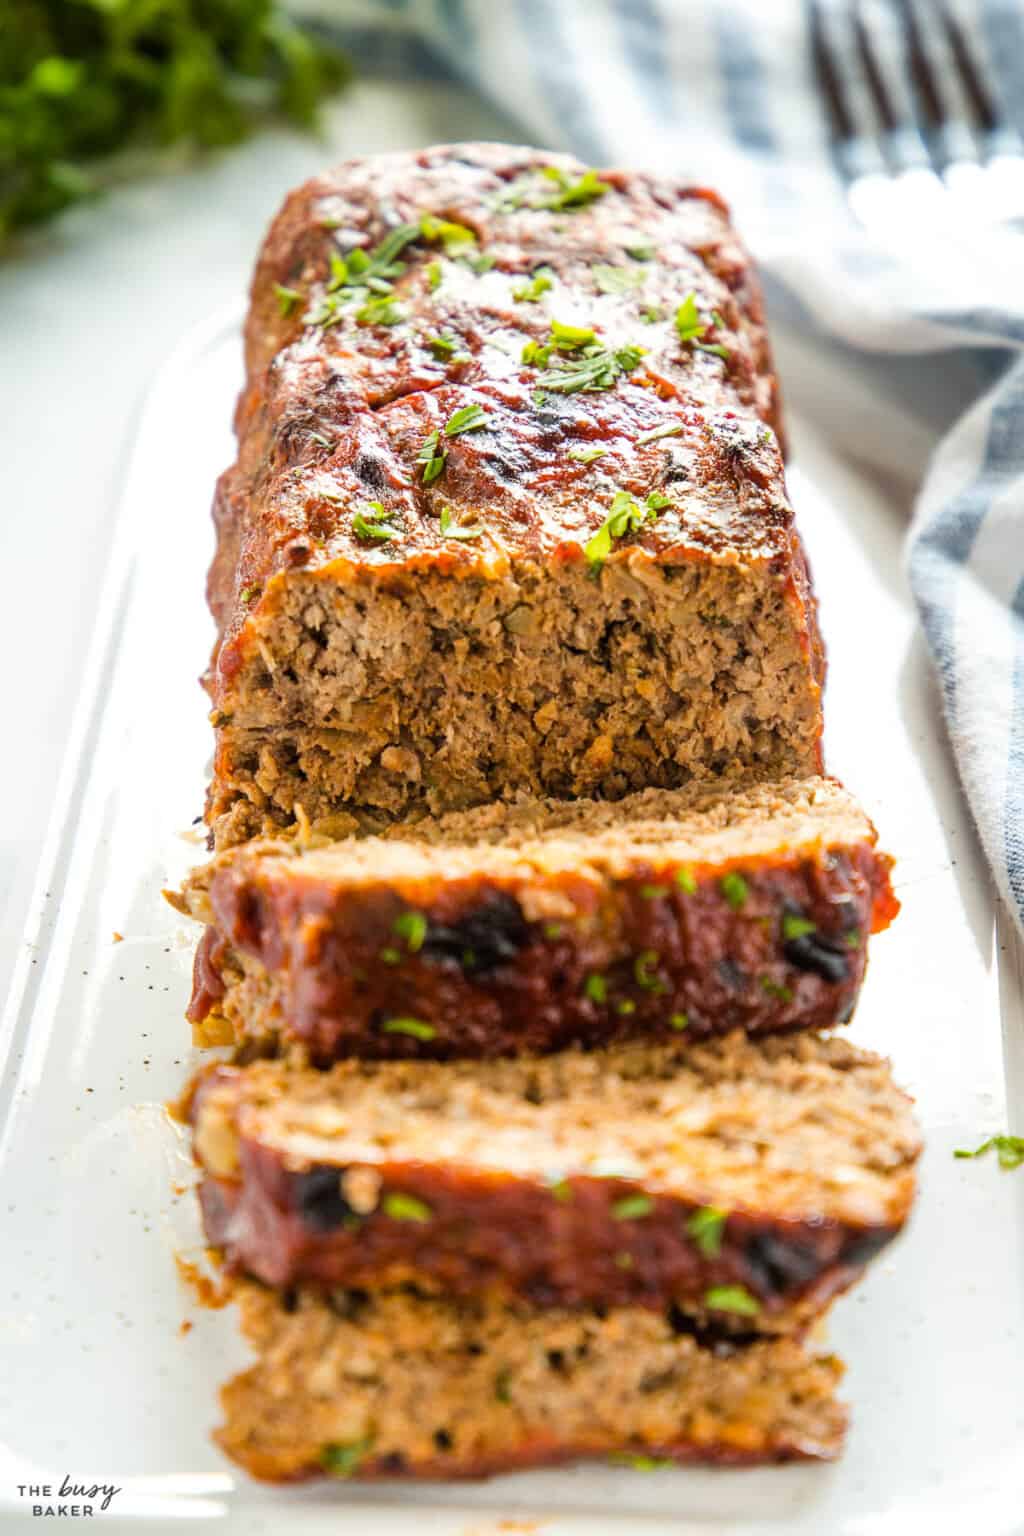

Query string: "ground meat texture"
[189, 1031, 920, 1324]
[216, 1282, 847, 1481]
[204, 143, 824, 844]
[180, 776, 896, 1060]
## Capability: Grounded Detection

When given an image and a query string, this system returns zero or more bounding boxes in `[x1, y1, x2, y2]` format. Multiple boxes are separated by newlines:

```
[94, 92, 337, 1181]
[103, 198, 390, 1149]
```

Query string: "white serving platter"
[1, 304, 1022, 1535]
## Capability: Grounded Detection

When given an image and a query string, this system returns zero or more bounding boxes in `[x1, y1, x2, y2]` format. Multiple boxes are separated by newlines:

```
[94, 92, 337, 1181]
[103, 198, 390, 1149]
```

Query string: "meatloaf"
[190, 1031, 920, 1328]
[217, 1281, 847, 1481]
[181, 776, 896, 1059]
[205, 141, 824, 847]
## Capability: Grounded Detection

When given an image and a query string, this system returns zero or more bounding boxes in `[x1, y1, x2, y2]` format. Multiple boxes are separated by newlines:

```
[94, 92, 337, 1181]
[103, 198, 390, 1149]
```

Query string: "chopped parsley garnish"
[425, 331, 468, 362]
[239, 585, 262, 605]
[313, 221, 420, 322]
[637, 422, 684, 446]
[439, 506, 483, 541]
[584, 973, 607, 1004]
[845, 928, 863, 949]
[634, 950, 667, 993]
[720, 872, 749, 910]
[426, 260, 443, 290]
[640, 305, 665, 324]
[513, 267, 554, 302]
[550, 319, 597, 349]
[393, 911, 427, 952]
[611, 1194, 654, 1221]
[382, 1191, 434, 1221]
[355, 296, 404, 327]
[352, 503, 396, 542]
[640, 884, 669, 900]
[273, 283, 303, 316]
[460, 250, 496, 275]
[669, 1012, 689, 1030]
[608, 1454, 676, 1471]
[521, 318, 646, 397]
[686, 1205, 727, 1258]
[676, 866, 698, 895]
[584, 489, 667, 567]
[417, 429, 447, 484]
[494, 164, 609, 213]
[761, 978, 794, 1002]
[549, 1178, 574, 1202]
[675, 291, 730, 359]
[616, 999, 636, 1015]
[380, 947, 401, 965]
[309, 430, 333, 449]
[592, 263, 646, 295]
[645, 491, 672, 511]
[781, 913, 817, 941]
[381, 1017, 437, 1041]
[624, 239, 655, 260]
[445, 403, 490, 436]
[567, 445, 608, 464]
[321, 1437, 374, 1478]
[954, 1134, 1024, 1170]
[704, 1284, 760, 1316]
[418, 212, 476, 253]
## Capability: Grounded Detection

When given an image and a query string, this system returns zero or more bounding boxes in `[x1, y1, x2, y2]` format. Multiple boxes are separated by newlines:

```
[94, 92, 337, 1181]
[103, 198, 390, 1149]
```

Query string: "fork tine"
[896, 0, 979, 169]
[938, 0, 1024, 158]
[853, 0, 934, 173]
[809, 0, 888, 180]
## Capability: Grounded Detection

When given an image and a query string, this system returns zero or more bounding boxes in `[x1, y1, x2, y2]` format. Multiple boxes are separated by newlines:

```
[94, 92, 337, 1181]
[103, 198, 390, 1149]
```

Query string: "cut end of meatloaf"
[190, 1031, 920, 1321]
[205, 142, 823, 838]
[182, 776, 897, 1059]
[217, 1281, 848, 1481]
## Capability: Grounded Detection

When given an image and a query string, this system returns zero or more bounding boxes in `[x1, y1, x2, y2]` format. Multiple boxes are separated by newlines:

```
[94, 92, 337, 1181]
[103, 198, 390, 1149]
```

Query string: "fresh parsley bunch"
[0, 0, 351, 241]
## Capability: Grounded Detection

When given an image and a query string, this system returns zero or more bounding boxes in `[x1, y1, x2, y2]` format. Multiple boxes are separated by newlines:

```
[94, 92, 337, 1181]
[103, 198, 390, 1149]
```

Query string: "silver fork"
[809, 0, 1024, 233]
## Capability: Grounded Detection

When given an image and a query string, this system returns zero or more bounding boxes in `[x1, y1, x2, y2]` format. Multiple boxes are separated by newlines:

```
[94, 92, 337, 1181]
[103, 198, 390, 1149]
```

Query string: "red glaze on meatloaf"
[181, 777, 897, 1061]
[204, 142, 824, 841]
[188, 1032, 920, 1330]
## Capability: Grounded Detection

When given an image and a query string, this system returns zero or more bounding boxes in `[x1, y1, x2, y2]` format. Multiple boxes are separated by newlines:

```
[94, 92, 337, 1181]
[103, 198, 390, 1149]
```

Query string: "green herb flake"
[445, 403, 490, 436]
[704, 1284, 760, 1317]
[637, 423, 684, 446]
[273, 283, 303, 316]
[393, 911, 427, 952]
[381, 1017, 437, 1041]
[640, 884, 669, 900]
[523, 323, 647, 397]
[352, 504, 396, 542]
[567, 445, 608, 465]
[379, 947, 401, 965]
[321, 1437, 374, 1478]
[782, 913, 817, 941]
[439, 506, 483, 541]
[634, 950, 667, 994]
[845, 928, 863, 949]
[417, 429, 448, 484]
[675, 866, 698, 895]
[355, 296, 404, 327]
[418, 213, 477, 253]
[616, 999, 636, 1016]
[549, 1177, 574, 1202]
[550, 319, 597, 350]
[426, 260, 443, 290]
[675, 290, 729, 360]
[611, 1194, 654, 1221]
[592, 263, 645, 295]
[513, 267, 554, 302]
[686, 1205, 728, 1258]
[538, 165, 609, 210]
[640, 305, 665, 324]
[646, 491, 672, 512]
[669, 1012, 689, 1031]
[954, 1135, 1024, 1170]
[624, 240, 655, 261]
[720, 872, 749, 910]
[239, 584, 261, 605]
[608, 1453, 675, 1471]
[584, 488, 664, 568]
[543, 922, 563, 940]
[584, 973, 608, 1004]
[382, 1192, 434, 1221]
[425, 331, 466, 362]
[761, 978, 794, 1002]
[494, 1368, 513, 1403]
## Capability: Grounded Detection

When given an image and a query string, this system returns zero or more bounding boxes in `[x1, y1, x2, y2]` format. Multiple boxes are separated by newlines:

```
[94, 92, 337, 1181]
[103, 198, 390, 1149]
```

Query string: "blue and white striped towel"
[309, 0, 1024, 928]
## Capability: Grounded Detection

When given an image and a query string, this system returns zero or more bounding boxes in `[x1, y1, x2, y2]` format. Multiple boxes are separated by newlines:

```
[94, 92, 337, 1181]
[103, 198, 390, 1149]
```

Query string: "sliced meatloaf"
[217, 1281, 848, 1480]
[179, 776, 896, 1059]
[189, 1031, 920, 1327]
[205, 141, 824, 846]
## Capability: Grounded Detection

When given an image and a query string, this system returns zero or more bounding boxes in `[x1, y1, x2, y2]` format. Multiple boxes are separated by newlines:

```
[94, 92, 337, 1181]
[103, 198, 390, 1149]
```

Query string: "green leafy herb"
[460, 250, 496, 274]
[549, 1177, 574, 1202]
[686, 1205, 727, 1258]
[781, 913, 816, 941]
[513, 267, 554, 302]
[675, 867, 697, 895]
[439, 506, 483, 541]
[538, 165, 609, 210]
[584, 488, 665, 568]
[550, 319, 597, 349]
[640, 884, 669, 900]
[637, 423, 684, 446]
[616, 999, 636, 1015]
[379, 947, 401, 965]
[445, 403, 490, 436]
[355, 296, 404, 327]
[393, 911, 427, 952]
[273, 283, 303, 316]
[425, 331, 467, 362]
[704, 1284, 760, 1317]
[761, 978, 794, 1002]
[675, 291, 730, 359]
[720, 872, 749, 910]
[382, 1192, 434, 1221]
[419, 212, 476, 253]
[417, 429, 447, 484]
[634, 950, 667, 994]
[612, 1194, 654, 1221]
[645, 491, 673, 511]
[352, 505, 395, 542]
[543, 922, 563, 939]
[239, 584, 262, 604]
[321, 1436, 373, 1478]
[608, 1453, 675, 1471]
[954, 1135, 1024, 1170]
[592, 263, 646, 295]
[584, 973, 607, 1004]
[381, 1018, 437, 1041]
[426, 260, 443, 290]
[669, 1012, 689, 1030]
[567, 445, 608, 465]
[640, 305, 665, 324]
[845, 928, 863, 949]
[624, 239, 655, 260]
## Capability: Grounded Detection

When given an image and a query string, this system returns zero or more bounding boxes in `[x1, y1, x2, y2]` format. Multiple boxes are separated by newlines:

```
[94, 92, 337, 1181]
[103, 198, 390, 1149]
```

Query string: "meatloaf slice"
[217, 1281, 847, 1481]
[179, 776, 896, 1060]
[189, 1031, 920, 1327]
[206, 142, 823, 845]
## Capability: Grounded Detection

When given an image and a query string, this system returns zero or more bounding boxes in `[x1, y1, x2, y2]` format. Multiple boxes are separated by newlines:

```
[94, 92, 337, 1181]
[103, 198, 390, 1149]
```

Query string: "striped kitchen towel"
[307, 0, 1024, 928]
